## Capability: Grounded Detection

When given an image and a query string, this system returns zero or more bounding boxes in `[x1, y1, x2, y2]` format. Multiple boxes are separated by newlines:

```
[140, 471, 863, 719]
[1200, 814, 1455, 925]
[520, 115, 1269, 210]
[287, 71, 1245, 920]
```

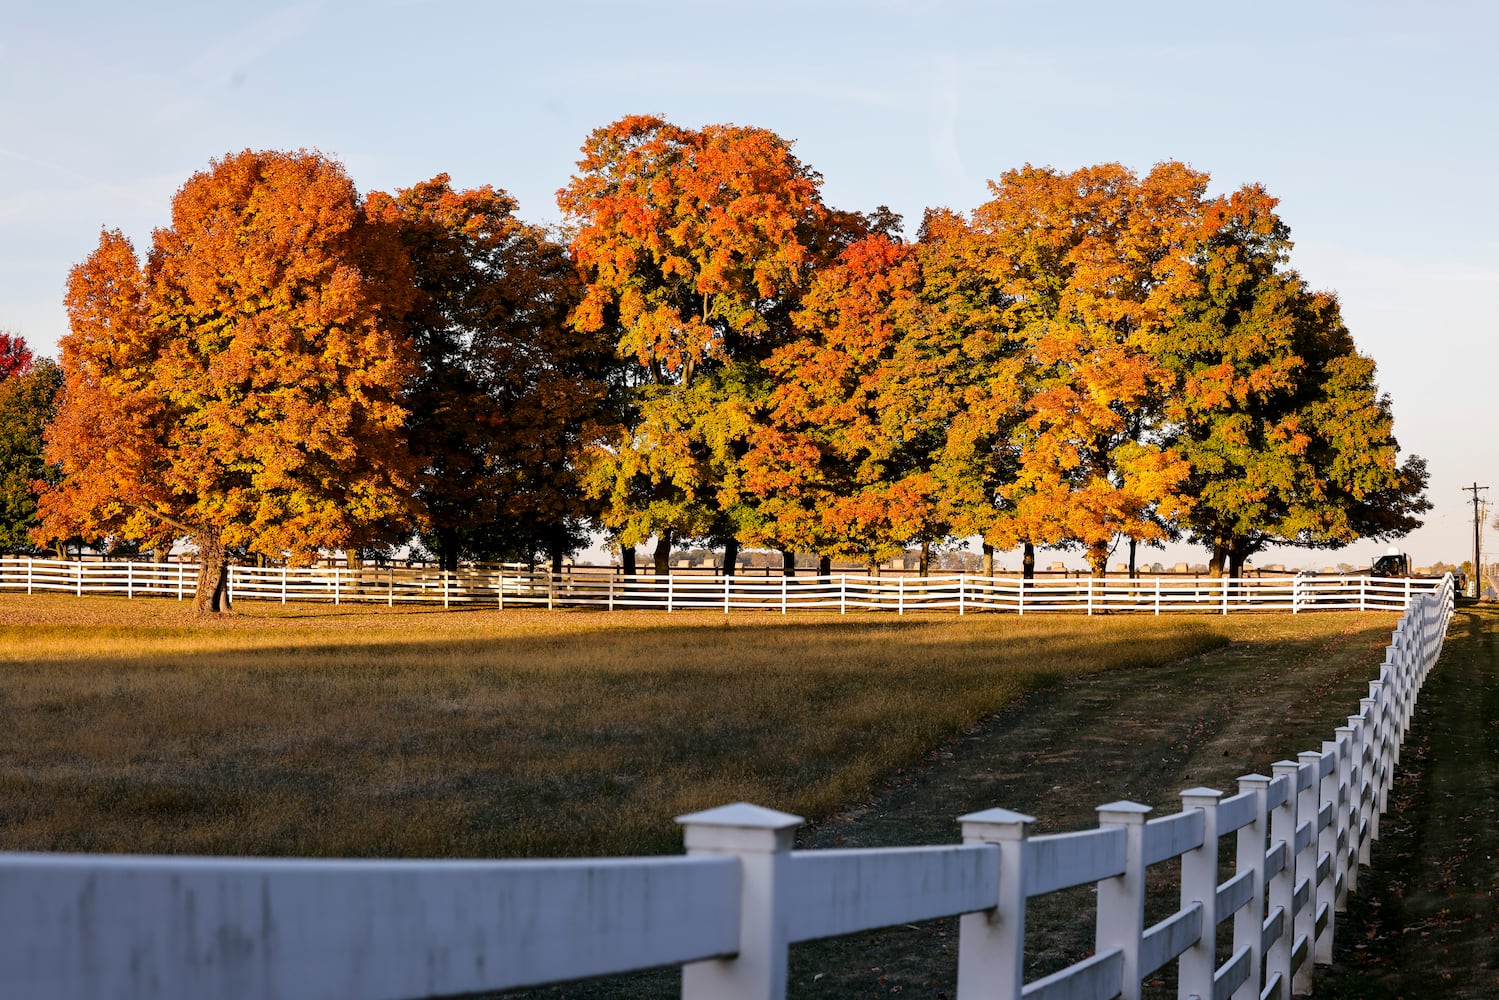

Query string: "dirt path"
[504, 613, 1406, 999]
[1319, 603, 1499, 999]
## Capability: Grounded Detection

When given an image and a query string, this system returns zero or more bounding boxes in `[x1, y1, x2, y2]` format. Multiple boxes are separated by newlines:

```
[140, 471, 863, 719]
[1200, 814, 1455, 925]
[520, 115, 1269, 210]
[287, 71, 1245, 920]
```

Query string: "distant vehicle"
[1369, 550, 1466, 596]
[1370, 551, 1416, 577]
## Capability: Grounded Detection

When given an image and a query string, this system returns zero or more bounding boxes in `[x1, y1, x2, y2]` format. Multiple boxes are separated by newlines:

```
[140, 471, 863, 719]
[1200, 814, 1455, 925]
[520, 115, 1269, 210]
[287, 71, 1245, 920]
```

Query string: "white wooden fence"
[0, 579, 1454, 998]
[0, 556, 1444, 614]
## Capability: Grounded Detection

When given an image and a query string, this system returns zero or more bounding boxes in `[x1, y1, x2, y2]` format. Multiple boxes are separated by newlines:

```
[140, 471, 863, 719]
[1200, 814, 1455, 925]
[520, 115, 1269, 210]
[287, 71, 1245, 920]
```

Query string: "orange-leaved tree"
[745, 232, 951, 572]
[37, 150, 418, 613]
[974, 163, 1203, 575]
[559, 115, 844, 573]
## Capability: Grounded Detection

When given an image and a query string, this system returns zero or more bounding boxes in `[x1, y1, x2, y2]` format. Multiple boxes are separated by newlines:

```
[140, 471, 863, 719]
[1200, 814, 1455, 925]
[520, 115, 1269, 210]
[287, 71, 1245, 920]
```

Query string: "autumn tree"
[0, 339, 62, 553]
[0, 332, 32, 381]
[1163, 186, 1428, 576]
[37, 150, 418, 613]
[967, 163, 1202, 575]
[368, 175, 617, 573]
[742, 232, 957, 572]
[559, 115, 846, 574]
[910, 208, 1033, 576]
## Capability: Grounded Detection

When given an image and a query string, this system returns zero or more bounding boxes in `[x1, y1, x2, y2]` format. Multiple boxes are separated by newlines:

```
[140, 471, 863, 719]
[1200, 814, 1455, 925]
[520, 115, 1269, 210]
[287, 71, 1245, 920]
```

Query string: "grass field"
[0, 594, 1400, 867]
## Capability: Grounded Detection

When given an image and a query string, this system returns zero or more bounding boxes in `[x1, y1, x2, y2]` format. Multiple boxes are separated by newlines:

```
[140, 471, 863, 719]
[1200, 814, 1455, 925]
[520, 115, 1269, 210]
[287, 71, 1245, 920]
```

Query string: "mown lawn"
[0, 594, 1396, 864]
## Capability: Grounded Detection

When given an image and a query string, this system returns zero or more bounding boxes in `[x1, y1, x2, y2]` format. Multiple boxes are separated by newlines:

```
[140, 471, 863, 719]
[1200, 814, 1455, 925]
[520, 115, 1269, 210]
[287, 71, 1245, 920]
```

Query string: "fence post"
[126, 560, 133, 600]
[1232, 774, 1271, 1000]
[1293, 753, 1319, 995]
[1095, 801, 1151, 1000]
[26, 556, 32, 595]
[840, 574, 846, 616]
[1178, 788, 1222, 1000]
[781, 575, 787, 616]
[75, 559, 82, 597]
[1359, 575, 1367, 611]
[1154, 576, 1160, 615]
[1358, 695, 1381, 849]
[443, 570, 450, 610]
[1086, 575, 1093, 616]
[498, 566, 506, 611]
[334, 566, 341, 606]
[1292, 574, 1301, 614]
[667, 573, 673, 613]
[178, 561, 184, 601]
[1344, 713, 1369, 874]
[606, 568, 613, 612]
[724, 574, 731, 615]
[678, 803, 802, 1000]
[898, 577, 904, 616]
[1314, 744, 1338, 966]
[282, 564, 288, 605]
[957, 807, 1034, 999]
[226, 565, 234, 606]
[958, 575, 965, 616]
[1222, 576, 1229, 615]
[1267, 762, 1299, 999]
[1332, 727, 1356, 907]
[1018, 575, 1025, 616]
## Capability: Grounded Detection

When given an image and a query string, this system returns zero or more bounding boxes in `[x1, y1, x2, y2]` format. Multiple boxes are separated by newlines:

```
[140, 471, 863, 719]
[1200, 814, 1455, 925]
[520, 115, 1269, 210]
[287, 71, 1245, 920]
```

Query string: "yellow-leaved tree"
[36, 150, 418, 613]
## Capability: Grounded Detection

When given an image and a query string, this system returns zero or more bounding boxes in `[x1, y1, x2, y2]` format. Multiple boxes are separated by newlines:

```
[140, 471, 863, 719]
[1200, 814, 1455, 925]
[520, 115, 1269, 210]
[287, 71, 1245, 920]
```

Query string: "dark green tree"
[0, 354, 62, 553]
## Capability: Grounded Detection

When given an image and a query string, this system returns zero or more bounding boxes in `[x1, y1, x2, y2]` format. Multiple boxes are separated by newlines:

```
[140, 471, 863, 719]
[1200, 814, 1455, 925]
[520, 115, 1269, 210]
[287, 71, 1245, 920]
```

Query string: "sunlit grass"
[0, 594, 1389, 859]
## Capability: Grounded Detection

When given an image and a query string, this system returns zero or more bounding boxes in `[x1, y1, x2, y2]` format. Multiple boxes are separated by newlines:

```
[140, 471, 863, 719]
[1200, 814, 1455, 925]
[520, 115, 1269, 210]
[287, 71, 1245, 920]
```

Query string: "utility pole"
[1463, 483, 1488, 599]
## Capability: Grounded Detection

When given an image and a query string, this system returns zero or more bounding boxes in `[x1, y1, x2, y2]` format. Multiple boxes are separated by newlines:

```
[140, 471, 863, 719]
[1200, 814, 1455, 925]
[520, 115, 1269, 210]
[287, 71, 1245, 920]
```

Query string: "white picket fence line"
[0, 555, 1443, 614]
[0, 578, 1454, 999]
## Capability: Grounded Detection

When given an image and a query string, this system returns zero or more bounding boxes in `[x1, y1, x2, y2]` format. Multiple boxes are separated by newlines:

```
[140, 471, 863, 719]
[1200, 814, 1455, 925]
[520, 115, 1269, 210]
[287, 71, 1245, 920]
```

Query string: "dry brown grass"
[0, 594, 1386, 860]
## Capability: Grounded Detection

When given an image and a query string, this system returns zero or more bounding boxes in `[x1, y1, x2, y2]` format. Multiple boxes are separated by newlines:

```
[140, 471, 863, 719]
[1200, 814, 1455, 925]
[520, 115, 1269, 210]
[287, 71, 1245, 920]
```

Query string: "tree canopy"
[0, 337, 60, 554]
[37, 150, 418, 612]
[26, 129, 1426, 594]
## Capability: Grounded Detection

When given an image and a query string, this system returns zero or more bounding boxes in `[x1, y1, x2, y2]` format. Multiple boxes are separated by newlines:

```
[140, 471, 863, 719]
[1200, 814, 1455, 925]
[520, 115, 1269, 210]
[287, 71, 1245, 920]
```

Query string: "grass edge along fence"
[0, 555, 1443, 614]
[0, 579, 1454, 999]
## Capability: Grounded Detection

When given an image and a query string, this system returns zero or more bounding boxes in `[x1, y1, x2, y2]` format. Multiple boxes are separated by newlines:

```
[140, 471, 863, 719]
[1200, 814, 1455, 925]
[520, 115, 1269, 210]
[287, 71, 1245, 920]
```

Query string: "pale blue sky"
[2, 0, 1494, 568]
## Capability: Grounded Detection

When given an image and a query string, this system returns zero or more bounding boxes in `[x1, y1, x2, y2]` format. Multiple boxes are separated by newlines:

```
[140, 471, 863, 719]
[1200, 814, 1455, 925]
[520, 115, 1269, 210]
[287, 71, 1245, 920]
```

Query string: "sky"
[2, 0, 1495, 571]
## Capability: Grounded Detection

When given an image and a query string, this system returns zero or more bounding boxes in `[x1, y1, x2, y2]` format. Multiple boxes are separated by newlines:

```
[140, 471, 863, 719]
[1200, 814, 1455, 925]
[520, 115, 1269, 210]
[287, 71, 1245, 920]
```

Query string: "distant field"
[0, 595, 1400, 860]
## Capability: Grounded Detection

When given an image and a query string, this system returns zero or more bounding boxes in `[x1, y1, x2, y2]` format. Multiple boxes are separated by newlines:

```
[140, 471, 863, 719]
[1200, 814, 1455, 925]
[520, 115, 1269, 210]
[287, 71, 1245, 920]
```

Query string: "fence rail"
[0, 577, 1454, 998]
[0, 556, 1444, 614]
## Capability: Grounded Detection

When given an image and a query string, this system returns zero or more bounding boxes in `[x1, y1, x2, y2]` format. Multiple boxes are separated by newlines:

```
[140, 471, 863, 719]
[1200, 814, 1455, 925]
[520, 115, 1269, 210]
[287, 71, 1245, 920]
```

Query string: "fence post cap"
[1236, 772, 1271, 789]
[958, 807, 1036, 839]
[1179, 787, 1222, 805]
[677, 802, 802, 853]
[1096, 800, 1151, 824]
[1297, 749, 1325, 763]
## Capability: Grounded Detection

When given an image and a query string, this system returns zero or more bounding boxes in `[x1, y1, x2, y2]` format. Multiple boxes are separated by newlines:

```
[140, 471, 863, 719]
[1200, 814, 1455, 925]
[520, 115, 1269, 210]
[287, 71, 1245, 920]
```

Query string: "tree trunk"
[722, 538, 740, 577]
[981, 542, 994, 577]
[193, 529, 232, 616]
[1208, 537, 1229, 578]
[919, 539, 931, 578]
[1227, 536, 1252, 580]
[621, 546, 636, 579]
[1087, 542, 1109, 578]
[1022, 541, 1035, 580]
[780, 549, 795, 578]
[653, 531, 672, 576]
[817, 555, 831, 577]
[344, 548, 362, 593]
[152, 546, 169, 564]
[547, 522, 566, 576]
[1128, 538, 1138, 579]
